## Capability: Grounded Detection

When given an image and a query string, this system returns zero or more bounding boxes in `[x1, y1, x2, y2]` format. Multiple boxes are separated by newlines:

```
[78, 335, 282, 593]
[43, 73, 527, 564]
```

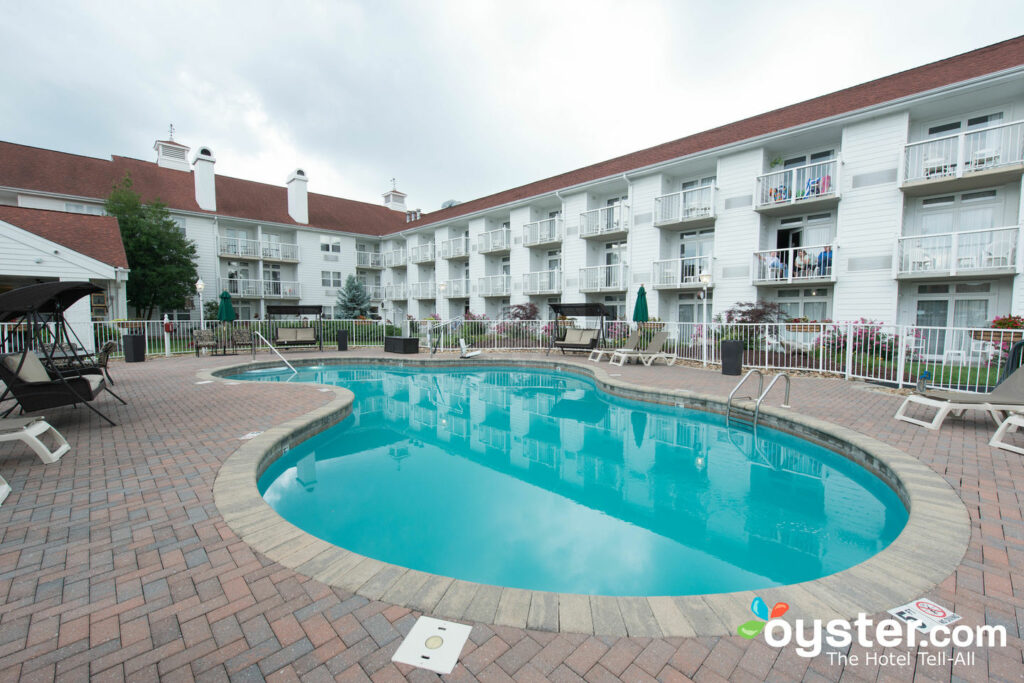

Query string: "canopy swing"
[0, 282, 126, 426]
[546, 302, 612, 355]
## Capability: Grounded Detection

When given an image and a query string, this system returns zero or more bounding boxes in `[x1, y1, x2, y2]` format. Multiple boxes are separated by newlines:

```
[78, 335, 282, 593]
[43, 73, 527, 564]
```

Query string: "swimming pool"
[234, 363, 907, 596]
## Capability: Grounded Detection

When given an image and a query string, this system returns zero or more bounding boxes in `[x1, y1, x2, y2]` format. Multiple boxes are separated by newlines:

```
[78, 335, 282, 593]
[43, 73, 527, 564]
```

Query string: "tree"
[718, 300, 786, 324]
[336, 275, 370, 319]
[105, 176, 198, 320]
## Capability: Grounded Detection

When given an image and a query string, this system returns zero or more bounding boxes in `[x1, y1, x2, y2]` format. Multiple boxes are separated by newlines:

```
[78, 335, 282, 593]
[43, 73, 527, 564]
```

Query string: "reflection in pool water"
[240, 365, 908, 596]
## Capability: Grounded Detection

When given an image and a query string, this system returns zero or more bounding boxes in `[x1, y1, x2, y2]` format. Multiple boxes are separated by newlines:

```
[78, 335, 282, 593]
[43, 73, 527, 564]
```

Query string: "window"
[775, 287, 831, 320]
[927, 111, 1002, 137]
[321, 271, 342, 288]
[321, 236, 341, 261]
[170, 216, 186, 233]
[603, 294, 626, 320]
[64, 202, 105, 216]
[678, 291, 712, 324]
[682, 176, 716, 190]
[909, 189, 1000, 236]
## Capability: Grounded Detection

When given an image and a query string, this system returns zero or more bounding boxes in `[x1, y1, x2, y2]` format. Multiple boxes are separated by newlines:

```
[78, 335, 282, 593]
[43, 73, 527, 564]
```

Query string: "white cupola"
[153, 139, 191, 172]
[383, 187, 407, 212]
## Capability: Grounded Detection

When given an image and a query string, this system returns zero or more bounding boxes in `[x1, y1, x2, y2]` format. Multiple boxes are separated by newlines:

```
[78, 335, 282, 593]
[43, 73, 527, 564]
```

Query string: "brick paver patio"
[0, 349, 1021, 682]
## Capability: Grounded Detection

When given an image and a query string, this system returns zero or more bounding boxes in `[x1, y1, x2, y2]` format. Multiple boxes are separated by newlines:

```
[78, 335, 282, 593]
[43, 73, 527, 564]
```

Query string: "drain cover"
[391, 616, 471, 675]
[239, 431, 263, 440]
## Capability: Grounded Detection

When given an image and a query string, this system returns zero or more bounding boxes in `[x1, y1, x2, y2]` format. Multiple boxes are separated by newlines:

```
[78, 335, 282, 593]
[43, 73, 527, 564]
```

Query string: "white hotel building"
[1, 37, 1024, 332]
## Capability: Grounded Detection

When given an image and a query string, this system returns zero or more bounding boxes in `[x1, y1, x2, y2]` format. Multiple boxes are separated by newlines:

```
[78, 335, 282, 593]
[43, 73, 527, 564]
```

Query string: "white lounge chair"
[589, 329, 641, 362]
[894, 369, 1024, 430]
[611, 330, 669, 367]
[990, 412, 1024, 454]
[0, 416, 71, 463]
[638, 331, 677, 366]
[0, 474, 9, 505]
[459, 339, 481, 359]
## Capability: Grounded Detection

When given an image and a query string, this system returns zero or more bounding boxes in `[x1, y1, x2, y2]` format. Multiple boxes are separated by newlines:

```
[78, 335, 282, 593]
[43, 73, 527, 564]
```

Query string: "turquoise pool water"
[237, 364, 907, 596]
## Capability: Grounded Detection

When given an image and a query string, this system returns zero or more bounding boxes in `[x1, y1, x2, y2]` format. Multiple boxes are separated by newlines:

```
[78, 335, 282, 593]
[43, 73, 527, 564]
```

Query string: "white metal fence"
[903, 119, 1024, 183]
[5, 318, 1018, 394]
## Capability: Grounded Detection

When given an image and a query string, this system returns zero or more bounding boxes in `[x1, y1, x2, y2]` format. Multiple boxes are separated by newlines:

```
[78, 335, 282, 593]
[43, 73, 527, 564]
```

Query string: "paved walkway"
[0, 350, 1020, 682]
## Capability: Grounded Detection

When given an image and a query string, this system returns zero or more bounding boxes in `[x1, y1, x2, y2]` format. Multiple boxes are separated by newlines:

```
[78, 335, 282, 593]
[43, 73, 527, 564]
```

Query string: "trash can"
[337, 329, 348, 351]
[123, 333, 146, 363]
[721, 340, 743, 376]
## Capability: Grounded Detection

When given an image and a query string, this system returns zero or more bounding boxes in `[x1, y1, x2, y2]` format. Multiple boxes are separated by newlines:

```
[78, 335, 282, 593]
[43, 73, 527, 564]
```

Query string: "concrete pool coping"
[205, 356, 970, 638]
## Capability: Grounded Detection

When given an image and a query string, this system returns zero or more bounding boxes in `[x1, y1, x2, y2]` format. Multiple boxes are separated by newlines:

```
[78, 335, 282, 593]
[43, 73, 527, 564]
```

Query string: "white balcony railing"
[652, 256, 712, 289]
[478, 229, 511, 254]
[261, 241, 299, 261]
[653, 187, 715, 226]
[579, 204, 629, 238]
[217, 236, 260, 259]
[409, 243, 435, 263]
[409, 281, 436, 298]
[478, 274, 511, 297]
[523, 218, 563, 247]
[752, 244, 835, 283]
[364, 285, 386, 300]
[756, 159, 838, 209]
[897, 226, 1020, 276]
[385, 249, 407, 267]
[385, 283, 407, 299]
[441, 236, 470, 259]
[579, 264, 628, 292]
[523, 270, 561, 295]
[441, 279, 471, 298]
[903, 120, 1024, 184]
[356, 251, 384, 268]
[218, 278, 300, 298]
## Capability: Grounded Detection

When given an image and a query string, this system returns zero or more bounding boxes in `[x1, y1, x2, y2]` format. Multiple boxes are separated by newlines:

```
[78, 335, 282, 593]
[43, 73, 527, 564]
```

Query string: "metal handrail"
[753, 373, 791, 434]
[253, 331, 297, 374]
[726, 369, 764, 426]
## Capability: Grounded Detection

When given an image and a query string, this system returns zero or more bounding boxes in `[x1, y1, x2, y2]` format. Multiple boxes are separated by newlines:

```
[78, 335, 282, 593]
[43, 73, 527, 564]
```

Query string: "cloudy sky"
[3, 2, 1023, 213]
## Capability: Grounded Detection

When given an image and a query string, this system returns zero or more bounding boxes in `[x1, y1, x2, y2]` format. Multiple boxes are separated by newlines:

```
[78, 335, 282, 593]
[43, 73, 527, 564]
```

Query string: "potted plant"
[640, 316, 665, 331]
[785, 316, 827, 333]
[973, 315, 1024, 342]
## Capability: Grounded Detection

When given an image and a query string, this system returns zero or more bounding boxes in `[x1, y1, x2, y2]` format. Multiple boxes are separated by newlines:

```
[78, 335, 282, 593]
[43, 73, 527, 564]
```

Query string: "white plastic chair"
[458, 339, 481, 359]
[0, 416, 71, 464]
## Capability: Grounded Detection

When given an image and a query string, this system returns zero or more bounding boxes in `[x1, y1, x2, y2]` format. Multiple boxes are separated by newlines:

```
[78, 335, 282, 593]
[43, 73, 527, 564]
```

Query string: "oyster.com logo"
[737, 597, 789, 639]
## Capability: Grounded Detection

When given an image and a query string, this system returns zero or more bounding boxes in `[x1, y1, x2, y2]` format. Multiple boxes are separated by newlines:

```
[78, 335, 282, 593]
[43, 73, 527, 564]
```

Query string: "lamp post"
[699, 272, 711, 366]
[196, 278, 205, 329]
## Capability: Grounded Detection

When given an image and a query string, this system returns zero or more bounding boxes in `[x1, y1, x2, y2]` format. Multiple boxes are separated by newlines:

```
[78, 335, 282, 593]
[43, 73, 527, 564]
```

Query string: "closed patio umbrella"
[632, 284, 649, 325]
[218, 290, 236, 323]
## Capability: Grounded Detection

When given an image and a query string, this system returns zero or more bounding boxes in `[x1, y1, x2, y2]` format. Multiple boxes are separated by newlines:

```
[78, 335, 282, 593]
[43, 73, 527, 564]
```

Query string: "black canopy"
[548, 303, 611, 318]
[0, 281, 101, 322]
[266, 305, 323, 317]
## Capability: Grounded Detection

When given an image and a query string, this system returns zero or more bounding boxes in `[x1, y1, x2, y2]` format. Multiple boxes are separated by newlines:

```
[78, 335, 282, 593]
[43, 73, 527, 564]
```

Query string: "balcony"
[261, 241, 299, 262]
[440, 236, 470, 260]
[579, 264, 629, 292]
[217, 236, 260, 259]
[755, 159, 839, 214]
[441, 279, 471, 298]
[653, 187, 716, 229]
[579, 204, 629, 239]
[218, 278, 300, 299]
[409, 281, 436, 299]
[896, 226, 1020, 278]
[523, 270, 561, 295]
[385, 249, 407, 268]
[356, 251, 384, 269]
[385, 284, 407, 300]
[752, 244, 836, 285]
[364, 285, 386, 300]
[478, 274, 511, 297]
[901, 121, 1024, 194]
[523, 218, 563, 247]
[409, 244, 435, 264]
[652, 256, 712, 289]
[478, 229, 511, 254]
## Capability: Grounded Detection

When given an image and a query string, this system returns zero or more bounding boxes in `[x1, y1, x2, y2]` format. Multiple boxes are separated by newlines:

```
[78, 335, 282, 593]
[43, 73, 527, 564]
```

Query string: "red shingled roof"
[0, 205, 128, 269]
[405, 34, 1024, 228]
[0, 144, 406, 236]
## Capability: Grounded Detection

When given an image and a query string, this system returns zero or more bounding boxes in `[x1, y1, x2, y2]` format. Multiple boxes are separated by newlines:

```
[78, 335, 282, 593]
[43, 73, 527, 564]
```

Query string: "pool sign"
[888, 599, 960, 633]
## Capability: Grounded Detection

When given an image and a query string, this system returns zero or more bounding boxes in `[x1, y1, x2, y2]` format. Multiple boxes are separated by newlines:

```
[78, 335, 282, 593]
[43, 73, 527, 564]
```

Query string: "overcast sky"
[3, 2, 1023, 213]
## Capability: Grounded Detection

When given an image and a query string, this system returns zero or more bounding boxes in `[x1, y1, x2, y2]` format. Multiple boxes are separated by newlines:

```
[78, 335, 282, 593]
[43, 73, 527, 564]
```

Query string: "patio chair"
[458, 339, 481, 359]
[0, 416, 70, 463]
[193, 328, 218, 356]
[230, 327, 254, 353]
[0, 474, 8, 506]
[894, 367, 1024, 430]
[94, 340, 117, 385]
[610, 330, 669, 367]
[0, 351, 124, 426]
[989, 412, 1024, 454]
[589, 329, 640, 362]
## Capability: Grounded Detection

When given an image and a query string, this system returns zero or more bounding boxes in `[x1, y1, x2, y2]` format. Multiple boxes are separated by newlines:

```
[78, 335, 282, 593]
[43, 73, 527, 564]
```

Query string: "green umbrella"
[632, 284, 649, 324]
[217, 290, 236, 322]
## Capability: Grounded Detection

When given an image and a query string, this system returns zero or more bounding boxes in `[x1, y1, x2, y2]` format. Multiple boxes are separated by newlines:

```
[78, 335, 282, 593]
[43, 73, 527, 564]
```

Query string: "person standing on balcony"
[817, 246, 833, 276]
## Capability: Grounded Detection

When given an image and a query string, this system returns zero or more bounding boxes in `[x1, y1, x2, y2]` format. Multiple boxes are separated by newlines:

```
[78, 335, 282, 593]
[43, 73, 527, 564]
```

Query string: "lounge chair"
[0, 351, 124, 426]
[589, 329, 640, 362]
[894, 368, 1024, 430]
[610, 330, 669, 367]
[0, 474, 8, 506]
[459, 339, 481, 359]
[0, 416, 70, 463]
[553, 328, 600, 354]
[990, 412, 1024, 454]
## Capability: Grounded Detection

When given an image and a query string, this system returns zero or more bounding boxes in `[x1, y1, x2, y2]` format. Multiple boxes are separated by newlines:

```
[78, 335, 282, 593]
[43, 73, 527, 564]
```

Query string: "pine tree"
[336, 275, 370, 318]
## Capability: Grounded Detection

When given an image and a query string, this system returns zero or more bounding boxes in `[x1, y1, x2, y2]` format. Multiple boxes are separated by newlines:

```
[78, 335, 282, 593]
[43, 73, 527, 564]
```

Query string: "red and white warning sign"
[888, 599, 961, 633]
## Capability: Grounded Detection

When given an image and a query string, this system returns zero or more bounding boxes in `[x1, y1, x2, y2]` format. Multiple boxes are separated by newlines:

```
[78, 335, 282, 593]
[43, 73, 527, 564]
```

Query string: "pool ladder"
[726, 370, 791, 431]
